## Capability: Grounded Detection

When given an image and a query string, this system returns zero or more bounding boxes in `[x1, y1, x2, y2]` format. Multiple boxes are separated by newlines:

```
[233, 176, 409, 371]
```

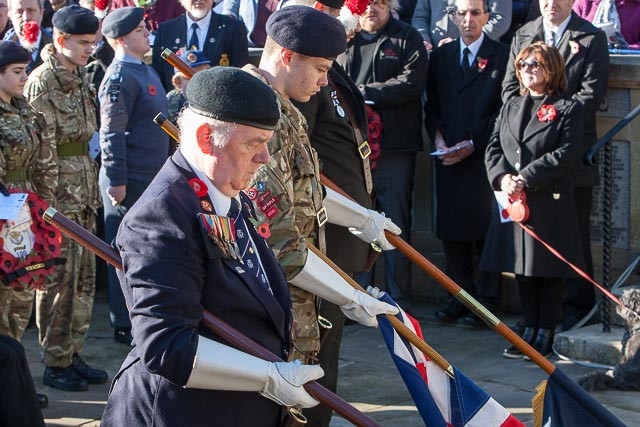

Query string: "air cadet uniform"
[98, 7, 170, 346]
[25, 5, 107, 391]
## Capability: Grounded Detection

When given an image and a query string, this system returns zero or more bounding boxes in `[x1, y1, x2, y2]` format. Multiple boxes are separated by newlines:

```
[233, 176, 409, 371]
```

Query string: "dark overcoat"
[425, 36, 509, 241]
[501, 12, 609, 187]
[293, 63, 372, 273]
[480, 95, 587, 277]
[151, 12, 249, 91]
[101, 150, 292, 427]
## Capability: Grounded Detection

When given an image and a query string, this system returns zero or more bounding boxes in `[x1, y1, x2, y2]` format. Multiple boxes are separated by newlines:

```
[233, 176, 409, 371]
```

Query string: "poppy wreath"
[0, 189, 62, 290]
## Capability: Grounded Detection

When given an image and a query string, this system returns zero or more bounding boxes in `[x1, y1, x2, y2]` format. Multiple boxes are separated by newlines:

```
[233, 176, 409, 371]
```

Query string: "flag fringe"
[532, 379, 547, 427]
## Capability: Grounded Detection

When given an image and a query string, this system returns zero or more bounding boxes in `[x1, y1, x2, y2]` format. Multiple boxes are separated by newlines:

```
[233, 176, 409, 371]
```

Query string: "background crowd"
[0, 0, 634, 424]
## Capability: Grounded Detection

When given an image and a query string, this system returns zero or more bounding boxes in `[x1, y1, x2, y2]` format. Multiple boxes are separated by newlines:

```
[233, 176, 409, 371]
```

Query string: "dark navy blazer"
[101, 150, 291, 427]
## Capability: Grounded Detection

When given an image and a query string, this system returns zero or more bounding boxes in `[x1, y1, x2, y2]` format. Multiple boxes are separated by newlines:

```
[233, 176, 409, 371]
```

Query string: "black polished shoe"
[114, 327, 133, 346]
[36, 393, 48, 409]
[435, 301, 468, 323]
[43, 365, 89, 391]
[503, 327, 537, 359]
[72, 353, 108, 384]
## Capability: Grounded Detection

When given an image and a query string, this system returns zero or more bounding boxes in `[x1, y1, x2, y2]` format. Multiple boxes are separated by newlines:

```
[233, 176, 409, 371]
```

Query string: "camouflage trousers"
[0, 286, 35, 341]
[290, 286, 322, 363]
[36, 209, 96, 367]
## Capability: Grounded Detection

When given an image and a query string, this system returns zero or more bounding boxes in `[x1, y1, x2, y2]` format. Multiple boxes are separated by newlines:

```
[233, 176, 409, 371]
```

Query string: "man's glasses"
[517, 59, 541, 72]
[455, 9, 486, 17]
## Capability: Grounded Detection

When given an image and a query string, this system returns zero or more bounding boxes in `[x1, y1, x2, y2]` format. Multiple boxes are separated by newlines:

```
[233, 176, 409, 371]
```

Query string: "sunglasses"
[455, 9, 486, 17]
[517, 59, 541, 72]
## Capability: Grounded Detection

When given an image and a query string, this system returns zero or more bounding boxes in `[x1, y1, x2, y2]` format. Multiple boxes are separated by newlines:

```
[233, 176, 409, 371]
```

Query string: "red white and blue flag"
[377, 293, 525, 427]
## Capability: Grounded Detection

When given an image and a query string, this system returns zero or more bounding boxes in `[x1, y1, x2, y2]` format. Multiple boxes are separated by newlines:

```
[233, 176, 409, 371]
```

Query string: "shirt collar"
[182, 150, 238, 216]
[543, 14, 572, 39]
[185, 10, 212, 47]
[115, 51, 144, 64]
[460, 32, 485, 62]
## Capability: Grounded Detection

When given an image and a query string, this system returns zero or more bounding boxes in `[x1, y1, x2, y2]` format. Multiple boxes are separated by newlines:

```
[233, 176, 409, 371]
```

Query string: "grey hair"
[178, 107, 237, 149]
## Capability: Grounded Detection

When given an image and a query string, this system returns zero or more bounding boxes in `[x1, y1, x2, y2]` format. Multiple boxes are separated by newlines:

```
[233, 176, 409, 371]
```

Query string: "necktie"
[189, 22, 199, 50]
[461, 47, 471, 79]
[228, 198, 271, 292]
[547, 31, 557, 47]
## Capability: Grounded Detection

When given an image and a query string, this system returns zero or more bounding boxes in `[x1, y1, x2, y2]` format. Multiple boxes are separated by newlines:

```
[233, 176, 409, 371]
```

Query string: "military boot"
[44, 365, 89, 391]
[72, 353, 108, 384]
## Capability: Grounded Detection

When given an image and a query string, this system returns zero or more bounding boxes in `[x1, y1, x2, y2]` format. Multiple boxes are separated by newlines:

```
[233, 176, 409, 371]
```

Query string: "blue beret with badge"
[179, 49, 211, 68]
[52, 5, 99, 35]
[266, 6, 347, 59]
[102, 6, 145, 39]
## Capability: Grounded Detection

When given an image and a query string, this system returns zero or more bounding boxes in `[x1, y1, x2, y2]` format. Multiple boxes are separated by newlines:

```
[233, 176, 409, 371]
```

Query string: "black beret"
[0, 41, 31, 68]
[52, 5, 99, 34]
[267, 6, 346, 59]
[102, 6, 145, 39]
[185, 67, 280, 131]
[318, 0, 345, 8]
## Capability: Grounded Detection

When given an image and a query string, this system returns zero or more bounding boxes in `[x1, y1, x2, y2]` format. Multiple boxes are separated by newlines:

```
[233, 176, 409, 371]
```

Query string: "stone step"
[554, 323, 624, 366]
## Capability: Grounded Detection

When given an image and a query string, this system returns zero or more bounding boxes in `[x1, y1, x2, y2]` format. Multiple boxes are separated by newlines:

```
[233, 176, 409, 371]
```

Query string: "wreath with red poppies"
[0, 189, 62, 290]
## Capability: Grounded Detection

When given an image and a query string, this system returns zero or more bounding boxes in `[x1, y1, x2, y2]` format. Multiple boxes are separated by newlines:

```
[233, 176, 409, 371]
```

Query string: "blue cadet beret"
[179, 49, 211, 68]
[52, 5, 99, 35]
[266, 6, 347, 59]
[102, 6, 145, 39]
[185, 67, 280, 131]
[0, 41, 31, 68]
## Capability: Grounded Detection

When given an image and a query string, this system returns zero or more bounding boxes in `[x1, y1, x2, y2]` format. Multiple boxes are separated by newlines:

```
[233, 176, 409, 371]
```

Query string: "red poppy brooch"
[477, 57, 488, 70]
[537, 104, 557, 122]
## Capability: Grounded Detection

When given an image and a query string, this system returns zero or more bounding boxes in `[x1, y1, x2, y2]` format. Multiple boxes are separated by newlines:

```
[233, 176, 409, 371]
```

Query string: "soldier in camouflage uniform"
[243, 7, 400, 366]
[25, 5, 107, 392]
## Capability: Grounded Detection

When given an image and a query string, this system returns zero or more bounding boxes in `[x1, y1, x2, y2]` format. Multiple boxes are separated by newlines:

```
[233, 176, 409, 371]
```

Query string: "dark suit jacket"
[101, 150, 291, 427]
[4, 29, 53, 74]
[426, 36, 509, 241]
[293, 63, 372, 273]
[151, 11, 249, 91]
[501, 13, 609, 187]
[481, 95, 586, 277]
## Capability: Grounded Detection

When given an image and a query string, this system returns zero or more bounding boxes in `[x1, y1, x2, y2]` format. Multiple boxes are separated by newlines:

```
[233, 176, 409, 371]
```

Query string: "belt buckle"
[358, 141, 371, 159]
[316, 207, 328, 227]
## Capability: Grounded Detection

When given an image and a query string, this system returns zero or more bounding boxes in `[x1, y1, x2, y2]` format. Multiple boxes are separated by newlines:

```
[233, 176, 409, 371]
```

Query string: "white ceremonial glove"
[290, 249, 399, 327]
[185, 336, 323, 408]
[323, 187, 401, 251]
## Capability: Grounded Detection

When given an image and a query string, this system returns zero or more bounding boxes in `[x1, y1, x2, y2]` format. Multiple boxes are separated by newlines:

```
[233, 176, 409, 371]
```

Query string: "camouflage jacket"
[0, 96, 56, 203]
[243, 64, 326, 353]
[25, 44, 100, 214]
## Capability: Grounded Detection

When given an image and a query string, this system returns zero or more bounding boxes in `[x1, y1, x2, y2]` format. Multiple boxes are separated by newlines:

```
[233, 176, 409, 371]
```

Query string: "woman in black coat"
[480, 42, 586, 358]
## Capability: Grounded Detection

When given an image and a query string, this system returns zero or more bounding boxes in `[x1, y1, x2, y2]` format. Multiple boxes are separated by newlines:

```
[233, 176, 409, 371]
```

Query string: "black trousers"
[563, 187, 596, 314]
[517, 276, 565, 329]
[0, 335, 45, 427]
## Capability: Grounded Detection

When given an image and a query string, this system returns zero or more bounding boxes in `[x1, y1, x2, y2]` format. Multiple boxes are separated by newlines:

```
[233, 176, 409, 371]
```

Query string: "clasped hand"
[500, 174, 525, 197]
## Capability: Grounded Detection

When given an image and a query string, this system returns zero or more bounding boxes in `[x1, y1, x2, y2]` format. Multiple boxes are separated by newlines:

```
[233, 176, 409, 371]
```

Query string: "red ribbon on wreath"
[365, 105, 383, 169]
[0, 189, 63, 290]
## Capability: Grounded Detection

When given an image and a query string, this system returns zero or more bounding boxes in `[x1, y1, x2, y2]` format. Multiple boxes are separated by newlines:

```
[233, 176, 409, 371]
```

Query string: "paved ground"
[21, 291, 639, 426]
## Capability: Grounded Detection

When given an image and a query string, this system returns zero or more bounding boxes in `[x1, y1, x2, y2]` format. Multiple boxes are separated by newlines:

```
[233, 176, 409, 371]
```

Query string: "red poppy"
[0, 190, 62, 290]
[537, 104, 557, 122]
[477, 57, 488, 70]
[257, 222, 271, 239]
[148, 84, 157, 96]
[365, 105, 383, 169]
[189, 178, 208, 198]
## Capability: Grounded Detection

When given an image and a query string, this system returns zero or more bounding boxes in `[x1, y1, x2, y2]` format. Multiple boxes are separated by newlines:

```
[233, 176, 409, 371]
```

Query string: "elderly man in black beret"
[101, 66, 324, 427]
[97, 6, 170, 348]
[243, 6, 400, 414]
[25, 4, 108, 392]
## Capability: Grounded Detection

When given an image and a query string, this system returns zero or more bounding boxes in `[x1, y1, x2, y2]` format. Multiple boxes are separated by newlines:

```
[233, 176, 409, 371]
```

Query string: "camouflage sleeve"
[247, 131, 309, 281]
[30, 109, 58, 206]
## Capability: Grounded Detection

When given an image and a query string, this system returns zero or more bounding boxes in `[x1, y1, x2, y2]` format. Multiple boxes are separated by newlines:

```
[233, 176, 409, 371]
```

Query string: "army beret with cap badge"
[102, 6, 145, 39]
[185, 67, 281, 131]
[52, 5, 99, 35]
[0, 41, 31, 68]
[266, 6, 347, 59]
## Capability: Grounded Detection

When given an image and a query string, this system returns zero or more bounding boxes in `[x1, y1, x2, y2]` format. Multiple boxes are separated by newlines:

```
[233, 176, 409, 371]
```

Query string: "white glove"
[290, 249, 399, 327]
[323, 187, 401, 250]
[185, 336, 323, 408]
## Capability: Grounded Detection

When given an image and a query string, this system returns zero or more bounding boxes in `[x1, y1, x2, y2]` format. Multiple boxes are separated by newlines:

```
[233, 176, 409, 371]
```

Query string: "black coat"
[101, 150, 292, 427]
[151, 12, 249, 91]
[425, 36, 509, 241]
[502, 13, 609, 187]
[480, 95, 586, 277]
[339, 17, 428, 152]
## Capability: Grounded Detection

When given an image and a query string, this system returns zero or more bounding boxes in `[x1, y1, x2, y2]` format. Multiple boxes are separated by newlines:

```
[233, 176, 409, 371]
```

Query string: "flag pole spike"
[306, 242, 455, 379]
